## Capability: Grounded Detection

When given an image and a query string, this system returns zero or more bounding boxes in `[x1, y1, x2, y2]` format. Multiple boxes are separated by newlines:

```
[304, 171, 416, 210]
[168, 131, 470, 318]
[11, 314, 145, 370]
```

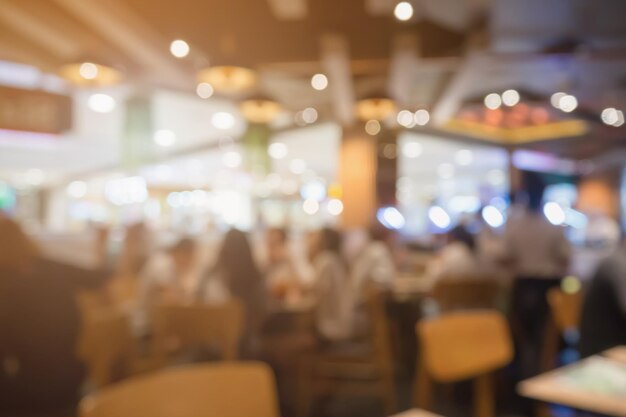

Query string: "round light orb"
[559, 95, 578, 113]
[428, 206, 451, 229]
[303, 199, 319, 215]
[365, 119, 381, 135]
[153, 129, 176, 147]
[289, 158, 307, 175]
[397, 110, 415, 127]
[414, 109, 430, 126]
[484, 93, 502, 110]
[402, 142, 423, 158]
[502, 89, 520, 107]
[543, 202, 566, 225]
[222, 151, 242, 168]
[455, 149, 474, 166]
[211, 112, 236, 130]
[614, 110, 625, 127]
[302, 107, 318, 124]
[311, 73, 328, 91]
[551, 92, 566, 109]
[327, 199, 344, 216]
[481, 205, 505, 228]
[394, 1, 414, 21]
[268, 142, 288, 159]
[196, 82, 214, 99]
[601, 107, 619, 126]
[170, 39, 190, 58]
[87, 93, 116, 113]
[79, 62, 98, 80]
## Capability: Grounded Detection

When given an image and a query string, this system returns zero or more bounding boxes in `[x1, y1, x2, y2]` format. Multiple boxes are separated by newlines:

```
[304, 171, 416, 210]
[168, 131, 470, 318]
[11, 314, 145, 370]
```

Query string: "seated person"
[351, 223, 397, 295]
[426, 225, 482, 282]
[265, 227, 301, 300]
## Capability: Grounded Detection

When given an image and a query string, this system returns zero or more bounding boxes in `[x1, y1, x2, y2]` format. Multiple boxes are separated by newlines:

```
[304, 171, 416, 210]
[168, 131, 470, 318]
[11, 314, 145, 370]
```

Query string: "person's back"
[579, 249, 626, 357]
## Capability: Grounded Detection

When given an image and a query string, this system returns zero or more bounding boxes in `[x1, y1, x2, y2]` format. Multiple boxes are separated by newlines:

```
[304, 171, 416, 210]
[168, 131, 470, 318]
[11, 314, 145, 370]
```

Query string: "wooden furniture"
[541, 288, 583, 372]
[151, 301, 244, 363]
[77, 307, 134, 388]
[79, 362, 280, 417]
[414, 310, 514, 417]
[297, 287, 396, 417]
[431, 279, 500, 312]
[519, 354, 626, 417]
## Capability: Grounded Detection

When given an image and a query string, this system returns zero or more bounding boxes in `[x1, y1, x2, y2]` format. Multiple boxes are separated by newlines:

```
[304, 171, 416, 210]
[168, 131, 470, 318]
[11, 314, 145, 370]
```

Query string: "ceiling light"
[558, 95, 578, 113]
[397, 110, 415, 127]
[414, 109, 430, 126]
[240, 97, 282, 123]
[551, 92, 566, 109]
[87, 93, 116, 113]
[402, 142, 423, 158]
[170, 39, 190, 58]
[311, 73, 328, 90]
[394, 2, 414, 21]
[614, 110, 625, 127]
[197, 66, 257, 95]
[355, 97, 396, 121]
[365, 119, 381, 135]
[484, 93, 502, 110]
[196, 82, 214, 99]
[302, 107, 318, 124]
[153, 129, 176, 147]
[211, 112, 236, 130]
[303, 199, 319, 215]
[79, 62, 98, 80]
[268, 142, 288, 159]
[502, 89, 520, 107]
[59, 62, 122, 86]
[327, 199, 344, 216]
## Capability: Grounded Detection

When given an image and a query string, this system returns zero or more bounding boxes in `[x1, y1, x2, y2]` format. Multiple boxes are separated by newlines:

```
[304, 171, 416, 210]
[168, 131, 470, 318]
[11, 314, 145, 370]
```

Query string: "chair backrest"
[417, 310, 513, 383]
[152, 301, 244, 361]
[431, 279, 500, 312]
[77, 307, 134, 388]
[79, 362, 280, 417]
[547, 288, 583, 333]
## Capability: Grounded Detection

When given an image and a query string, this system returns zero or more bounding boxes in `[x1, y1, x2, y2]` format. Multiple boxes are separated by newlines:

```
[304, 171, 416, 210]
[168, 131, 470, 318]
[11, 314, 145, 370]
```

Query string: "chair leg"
[474, 374, 494, 417]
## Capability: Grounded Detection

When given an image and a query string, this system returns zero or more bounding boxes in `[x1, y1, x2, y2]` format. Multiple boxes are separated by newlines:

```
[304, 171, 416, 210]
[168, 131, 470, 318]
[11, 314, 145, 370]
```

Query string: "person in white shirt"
[351, 224, 396, 295]
[426, 225, 481, 283]
[308, 227, 355, 342]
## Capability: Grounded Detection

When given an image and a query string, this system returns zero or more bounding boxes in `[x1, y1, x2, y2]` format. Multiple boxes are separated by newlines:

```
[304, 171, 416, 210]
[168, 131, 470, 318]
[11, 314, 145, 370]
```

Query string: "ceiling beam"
[0, 0, 82, 59]
[388, 33, 420, 107]
[51, 0, 192, 89]
[0, 29, 63, 72]
[321, 34, 356, 127]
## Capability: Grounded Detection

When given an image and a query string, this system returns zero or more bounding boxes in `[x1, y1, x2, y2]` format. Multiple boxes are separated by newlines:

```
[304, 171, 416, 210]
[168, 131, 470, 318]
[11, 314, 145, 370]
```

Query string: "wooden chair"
[541, 288, 584, 370]
[297, 287, 396, 417]
[151, 301, 244, 364]
[77, 307, 135, 388]
[414, 310, 513, 417]
[431, 278, 500, 313]
[79, 362, 280, 417]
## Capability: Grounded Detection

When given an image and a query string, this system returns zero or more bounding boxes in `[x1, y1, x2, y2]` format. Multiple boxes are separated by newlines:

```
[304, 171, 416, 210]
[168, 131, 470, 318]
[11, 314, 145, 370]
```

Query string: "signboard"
[0, 85, 72, 134]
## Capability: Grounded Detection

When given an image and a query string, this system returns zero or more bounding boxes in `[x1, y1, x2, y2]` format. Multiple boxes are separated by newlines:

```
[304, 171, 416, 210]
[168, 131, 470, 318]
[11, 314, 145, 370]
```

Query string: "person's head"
[266, 227, 288, 263]
[448, 225, 476, 252]
[308, 227, 342, 261]
[217, 228, 261, 284]
[168, 237, 196, 271]
[0, 217, 38, 273]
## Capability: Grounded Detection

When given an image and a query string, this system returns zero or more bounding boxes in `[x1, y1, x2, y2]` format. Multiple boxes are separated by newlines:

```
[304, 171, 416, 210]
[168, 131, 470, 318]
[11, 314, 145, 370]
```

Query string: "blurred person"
[201, 228, 266, 356]
[307, 227, 356, 342]
[0, 217, 109, 417]
[579, 244, 626, 357]
[265, 227, 301, 300]
[504, 179, 571, 379]
[426, 224, 481, 283]
[351, 222, 397, 294]
[116, 221, 151, 278]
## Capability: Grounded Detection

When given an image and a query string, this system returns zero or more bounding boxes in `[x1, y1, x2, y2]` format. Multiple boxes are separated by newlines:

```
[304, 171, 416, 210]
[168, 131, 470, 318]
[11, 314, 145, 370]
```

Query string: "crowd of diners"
[1, 185, 625, 417]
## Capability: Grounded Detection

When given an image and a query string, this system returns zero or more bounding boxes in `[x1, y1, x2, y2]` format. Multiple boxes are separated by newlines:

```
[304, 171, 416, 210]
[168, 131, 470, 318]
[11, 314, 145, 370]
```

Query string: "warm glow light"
[356, 97, 396, 121]
[311, 73, 328, 90]
[365, 119, 381, 135]
[437, 163, 455, 179]
[428, 206, 451, 229]
[455, 149, 474, 166]
[289, 158, 307, 174]
[67, 181, 87, 198]
[402, 142, 423, 158]
[302, 107, 318, 124]
[222, 151, 242, 168]
[482, 205, 505, 228]
[211, 112, 236, 130]
[327, 199, 344, 216]
[79, 62, 98, 80]
[561, 276, 581, 294]
[87, 93, 116, 113]
[196, 83, 214, 99]
[268, 142, 288, 159]
[414, 109, 430, 126]
[153, 129, 176, 147]
[240, 98, 282, 123]
[170, 39, 190, 58]
[397, 110, 415, 127]
[558, 95, 578, 113]
[197, 66, 257, 95]
[303, 199, 319, 215]
[484, 93, 502, 110]
[394, 1, 414, 21]
[502, 89, 520, 107]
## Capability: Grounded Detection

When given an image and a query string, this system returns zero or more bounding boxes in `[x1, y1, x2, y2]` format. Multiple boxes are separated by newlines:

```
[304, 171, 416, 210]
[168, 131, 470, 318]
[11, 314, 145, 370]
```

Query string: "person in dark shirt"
[579, 247, 626, 358]
[0, 217, 110, 417]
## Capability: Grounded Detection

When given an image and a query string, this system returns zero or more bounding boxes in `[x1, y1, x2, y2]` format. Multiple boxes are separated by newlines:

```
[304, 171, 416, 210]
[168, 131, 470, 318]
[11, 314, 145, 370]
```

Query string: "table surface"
[518, 348, 626, 417]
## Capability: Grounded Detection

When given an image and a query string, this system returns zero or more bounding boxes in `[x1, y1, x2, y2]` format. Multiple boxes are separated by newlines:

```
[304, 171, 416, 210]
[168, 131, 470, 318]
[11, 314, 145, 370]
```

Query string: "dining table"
[518, 347, 626, 417]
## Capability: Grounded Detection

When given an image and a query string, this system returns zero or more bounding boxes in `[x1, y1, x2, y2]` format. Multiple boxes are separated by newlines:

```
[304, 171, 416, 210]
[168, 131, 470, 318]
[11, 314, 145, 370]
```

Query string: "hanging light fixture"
[58, 62, 122, 87]
[355, 94, 396, 121]
[239, 95, 282, 124]
[197, 66, 257, 95]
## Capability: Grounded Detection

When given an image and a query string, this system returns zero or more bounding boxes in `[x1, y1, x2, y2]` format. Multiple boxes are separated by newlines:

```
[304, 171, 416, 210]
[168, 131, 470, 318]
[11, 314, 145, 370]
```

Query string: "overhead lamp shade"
[197, 66, 257, 95]
[240, 97, 282, 124]
[58, 62, 122, 87]
[355, 97, 396, 121]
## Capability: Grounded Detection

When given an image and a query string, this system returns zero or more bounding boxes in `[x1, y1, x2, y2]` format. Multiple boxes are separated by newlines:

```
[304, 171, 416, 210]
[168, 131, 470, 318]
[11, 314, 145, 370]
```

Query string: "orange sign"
[0, 85, 72, 134]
